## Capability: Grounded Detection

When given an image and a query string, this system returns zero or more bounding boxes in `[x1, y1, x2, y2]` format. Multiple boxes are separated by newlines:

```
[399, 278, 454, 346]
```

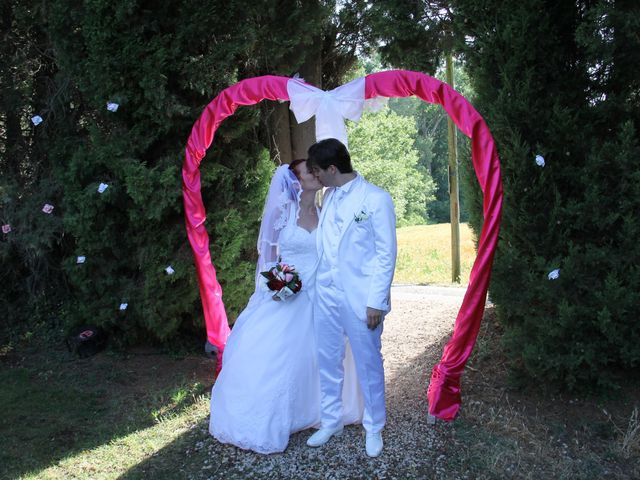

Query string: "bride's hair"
[288, 159, 306, 179]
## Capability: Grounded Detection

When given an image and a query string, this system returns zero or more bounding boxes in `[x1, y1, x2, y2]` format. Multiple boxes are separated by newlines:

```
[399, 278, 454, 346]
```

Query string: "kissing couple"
[209, 138, 397, 457]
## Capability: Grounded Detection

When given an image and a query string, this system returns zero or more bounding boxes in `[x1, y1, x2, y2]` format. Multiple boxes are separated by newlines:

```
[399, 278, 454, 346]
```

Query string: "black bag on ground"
[65, 325, 107, 358]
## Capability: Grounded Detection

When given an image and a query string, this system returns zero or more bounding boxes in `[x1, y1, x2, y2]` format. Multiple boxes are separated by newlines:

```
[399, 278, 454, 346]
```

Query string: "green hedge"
[454, 0, 640, 390]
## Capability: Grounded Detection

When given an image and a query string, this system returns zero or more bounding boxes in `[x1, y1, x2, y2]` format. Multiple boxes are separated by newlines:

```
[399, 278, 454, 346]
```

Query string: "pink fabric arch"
[183, 75, 291, 374]
[365, 71, 503, 421]
[183, 70, 503, 420]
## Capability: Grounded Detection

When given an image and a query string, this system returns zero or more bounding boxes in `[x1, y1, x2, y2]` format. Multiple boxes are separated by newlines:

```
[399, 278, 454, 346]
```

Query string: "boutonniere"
[354, 210, 370, 222]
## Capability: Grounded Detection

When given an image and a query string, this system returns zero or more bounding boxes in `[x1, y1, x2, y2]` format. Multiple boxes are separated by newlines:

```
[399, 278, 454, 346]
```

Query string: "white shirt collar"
[335, 172, 360, 196]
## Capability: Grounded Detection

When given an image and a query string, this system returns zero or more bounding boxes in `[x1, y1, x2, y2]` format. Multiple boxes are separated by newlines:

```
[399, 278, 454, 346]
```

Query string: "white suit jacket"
[316, 176, 397, 319]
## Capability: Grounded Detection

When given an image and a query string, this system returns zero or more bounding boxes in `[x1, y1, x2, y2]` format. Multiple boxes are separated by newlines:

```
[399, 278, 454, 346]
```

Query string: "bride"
[209, 160, 363, 454]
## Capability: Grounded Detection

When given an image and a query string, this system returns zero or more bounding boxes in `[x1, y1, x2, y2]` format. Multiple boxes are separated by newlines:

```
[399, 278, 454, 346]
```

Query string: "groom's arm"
[366, 190, 397, 314]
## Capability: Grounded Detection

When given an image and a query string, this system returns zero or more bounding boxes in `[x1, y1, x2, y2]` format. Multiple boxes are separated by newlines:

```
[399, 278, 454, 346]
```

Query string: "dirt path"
[181, 285, 468, 480]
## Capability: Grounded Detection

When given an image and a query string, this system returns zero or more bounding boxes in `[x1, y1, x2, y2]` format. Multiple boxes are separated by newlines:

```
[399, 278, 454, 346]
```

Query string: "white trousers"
[314, 281, 386, 433]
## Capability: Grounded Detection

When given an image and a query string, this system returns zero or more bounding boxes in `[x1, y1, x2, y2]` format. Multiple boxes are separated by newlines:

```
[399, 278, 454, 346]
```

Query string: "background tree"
[450, 0, 640, 390]
[388, 57, 474, 223]
[0, 1, 68, 338]
[348, 107, 435, 225]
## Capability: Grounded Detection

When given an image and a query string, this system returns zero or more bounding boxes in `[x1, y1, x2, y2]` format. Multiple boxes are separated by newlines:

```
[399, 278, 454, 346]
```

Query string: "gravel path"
[196, 285, 466, 480]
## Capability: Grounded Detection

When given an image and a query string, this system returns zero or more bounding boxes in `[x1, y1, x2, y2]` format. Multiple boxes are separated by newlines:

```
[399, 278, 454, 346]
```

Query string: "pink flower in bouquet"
[284, 273, 294, 283]
[281, 263, 294, 273]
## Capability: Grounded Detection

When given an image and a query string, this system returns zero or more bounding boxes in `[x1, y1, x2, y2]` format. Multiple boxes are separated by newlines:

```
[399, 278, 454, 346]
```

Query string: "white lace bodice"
[278, 222, 318, 293]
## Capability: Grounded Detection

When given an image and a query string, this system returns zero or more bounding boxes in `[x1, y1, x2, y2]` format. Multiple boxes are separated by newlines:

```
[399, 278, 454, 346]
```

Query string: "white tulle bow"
[287, 77, 366, 148]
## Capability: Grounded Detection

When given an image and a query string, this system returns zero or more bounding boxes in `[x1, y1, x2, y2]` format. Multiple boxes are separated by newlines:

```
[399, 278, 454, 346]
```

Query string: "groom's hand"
[366, 307, 384, 330]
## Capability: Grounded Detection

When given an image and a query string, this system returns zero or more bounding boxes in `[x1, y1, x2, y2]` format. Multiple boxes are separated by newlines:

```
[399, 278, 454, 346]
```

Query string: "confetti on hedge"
[535, 154, 545, 167]
[77, 256, 86, 264]
[106, 102, 119, 112]
[119, 303, 128, 311]
[31, 115, 43, 126]
[547, 268, 560, 280]
[98, 182, 109, 193]
[2, 224, 11, 234]
[42, 204, 54, 214]
[165, 266, 175, 275]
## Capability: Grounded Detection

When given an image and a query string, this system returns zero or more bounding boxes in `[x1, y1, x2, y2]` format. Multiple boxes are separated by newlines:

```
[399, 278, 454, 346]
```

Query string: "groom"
[305, 138, 397, 457]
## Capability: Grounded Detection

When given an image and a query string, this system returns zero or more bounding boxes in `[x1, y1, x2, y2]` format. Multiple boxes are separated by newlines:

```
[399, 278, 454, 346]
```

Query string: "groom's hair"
[307, 138, 353, 174]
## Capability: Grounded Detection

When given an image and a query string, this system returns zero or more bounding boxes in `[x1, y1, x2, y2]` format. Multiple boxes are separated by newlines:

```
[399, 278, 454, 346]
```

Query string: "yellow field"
[394, 223, 476, 285]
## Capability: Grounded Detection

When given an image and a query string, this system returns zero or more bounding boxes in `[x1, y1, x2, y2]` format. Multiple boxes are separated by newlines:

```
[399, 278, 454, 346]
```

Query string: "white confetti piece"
[77, 256, 86, 264]
[548, 268, 560, 280]
[42, 203, 54, 214]
[2, 224, 11, 234]
[165, 266, 175, 275]
[119, 303, 128, 311]
[106, 102, 119, 112]
[98, 182, 109, 193]
[535, 154, 545, 167]
[31, 115, 43, 126]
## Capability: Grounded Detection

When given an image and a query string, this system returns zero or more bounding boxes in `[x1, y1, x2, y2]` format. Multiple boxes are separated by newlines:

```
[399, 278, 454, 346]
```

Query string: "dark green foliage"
[0, 1, 71, 337]
[1, 0, 337, 344]
[367, 0, 445, 73]
[40, 1, 272, 342]
[451, 0, 640, 390]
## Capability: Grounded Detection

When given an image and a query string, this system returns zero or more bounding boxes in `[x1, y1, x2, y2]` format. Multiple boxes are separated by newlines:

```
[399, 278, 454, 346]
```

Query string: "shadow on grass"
[0, 340, 214, 479]
[118, 322, 458, 479]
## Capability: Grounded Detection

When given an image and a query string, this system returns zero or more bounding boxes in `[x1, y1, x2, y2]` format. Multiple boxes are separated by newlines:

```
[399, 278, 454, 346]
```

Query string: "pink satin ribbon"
[365, 71, 503, 420]
[183, 76, 290, 374]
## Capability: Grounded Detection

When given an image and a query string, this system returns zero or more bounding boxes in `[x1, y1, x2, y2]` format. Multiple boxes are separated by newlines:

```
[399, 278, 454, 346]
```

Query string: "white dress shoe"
[365, 432, 383, 457]
[306, 426, 343, 447]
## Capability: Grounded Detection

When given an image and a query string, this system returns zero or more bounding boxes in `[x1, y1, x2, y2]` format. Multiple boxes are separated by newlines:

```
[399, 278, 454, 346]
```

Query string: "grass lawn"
[394, 223, 476, 285]
[0, 343, 213, 480]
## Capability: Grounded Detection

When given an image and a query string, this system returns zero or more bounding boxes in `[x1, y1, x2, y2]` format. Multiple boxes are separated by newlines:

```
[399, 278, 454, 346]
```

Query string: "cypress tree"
[38, 0, 331, 343]
[451, 0, 640, 390]
[0, 1, 70, 335]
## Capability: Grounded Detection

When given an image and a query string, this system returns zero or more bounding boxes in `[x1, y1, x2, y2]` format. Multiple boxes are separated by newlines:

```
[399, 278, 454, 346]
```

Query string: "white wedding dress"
[209, 218, 364, 454]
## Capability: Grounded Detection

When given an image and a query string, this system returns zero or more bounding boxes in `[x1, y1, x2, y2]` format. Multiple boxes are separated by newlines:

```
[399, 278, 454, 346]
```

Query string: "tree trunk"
[266, 101, 293, 165]
[289, 35, 322, 160]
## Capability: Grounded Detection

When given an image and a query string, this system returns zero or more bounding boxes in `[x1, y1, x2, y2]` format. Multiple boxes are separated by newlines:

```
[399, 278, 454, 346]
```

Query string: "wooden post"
[446, 53, 461, 283]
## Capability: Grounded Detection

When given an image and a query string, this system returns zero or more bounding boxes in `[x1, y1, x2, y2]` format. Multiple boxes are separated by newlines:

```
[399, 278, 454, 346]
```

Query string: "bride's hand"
[272, 294, 282, 302]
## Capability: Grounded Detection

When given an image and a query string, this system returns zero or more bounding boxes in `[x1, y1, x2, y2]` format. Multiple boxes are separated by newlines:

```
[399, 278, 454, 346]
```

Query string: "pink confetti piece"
[2, 224, 11, 234]
[42, 204, 54, 214]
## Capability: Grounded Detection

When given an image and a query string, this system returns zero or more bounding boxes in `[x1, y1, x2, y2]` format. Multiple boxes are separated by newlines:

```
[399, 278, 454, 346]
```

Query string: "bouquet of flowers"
[260, 260, 302, 301]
